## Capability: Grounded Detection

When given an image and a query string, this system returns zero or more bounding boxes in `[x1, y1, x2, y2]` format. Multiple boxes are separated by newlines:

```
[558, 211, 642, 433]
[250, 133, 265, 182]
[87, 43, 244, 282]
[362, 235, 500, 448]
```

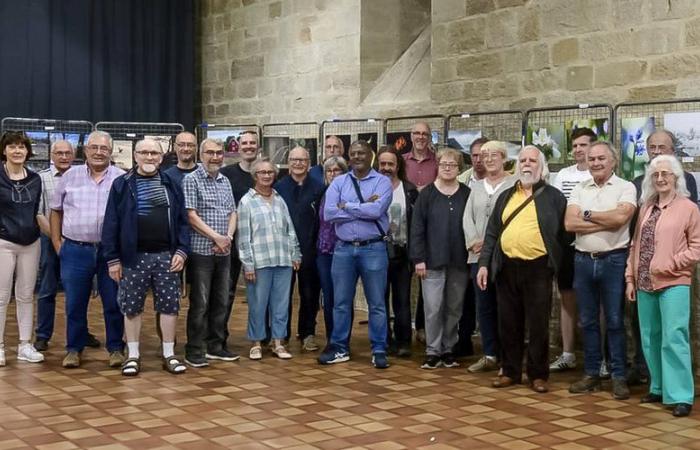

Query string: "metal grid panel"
[262, 122, 319, 165]
[1, 117, 94, 171]
[94, 121, 184, 170]
[195, 123, 261, 166]
[615, 98, 700, 174]
[447, 110, 524, 155]
[320, 119, 384, 154]
[385, 115, 446, 144]
[525, 104, 613, 172]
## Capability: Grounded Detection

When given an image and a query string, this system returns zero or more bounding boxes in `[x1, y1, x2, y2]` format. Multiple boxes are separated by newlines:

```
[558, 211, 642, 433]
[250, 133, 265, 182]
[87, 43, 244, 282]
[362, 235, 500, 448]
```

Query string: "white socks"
[162, 342, 175, 359]
[127, 342, 140, 359]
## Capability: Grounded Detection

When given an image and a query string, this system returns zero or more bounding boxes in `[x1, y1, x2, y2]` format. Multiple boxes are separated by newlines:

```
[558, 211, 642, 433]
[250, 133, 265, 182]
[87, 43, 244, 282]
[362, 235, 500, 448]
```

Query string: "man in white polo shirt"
[565, 141, 636, 401]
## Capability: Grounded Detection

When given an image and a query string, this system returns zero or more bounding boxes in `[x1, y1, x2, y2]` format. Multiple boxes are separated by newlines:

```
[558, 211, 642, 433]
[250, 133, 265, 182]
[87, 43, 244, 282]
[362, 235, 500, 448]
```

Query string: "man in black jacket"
[477, 146, 571, 394]
[377, 147, 418, 357]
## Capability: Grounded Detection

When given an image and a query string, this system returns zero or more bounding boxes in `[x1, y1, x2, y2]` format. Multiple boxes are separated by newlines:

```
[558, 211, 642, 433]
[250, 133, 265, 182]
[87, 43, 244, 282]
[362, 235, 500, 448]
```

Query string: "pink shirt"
[51, 164, 125, 243]
[403, 150, 438, 189]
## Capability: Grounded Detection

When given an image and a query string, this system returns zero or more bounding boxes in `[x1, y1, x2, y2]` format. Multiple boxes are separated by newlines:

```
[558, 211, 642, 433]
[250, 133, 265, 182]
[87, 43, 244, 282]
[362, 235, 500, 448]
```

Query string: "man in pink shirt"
[403, 122, 438, 191]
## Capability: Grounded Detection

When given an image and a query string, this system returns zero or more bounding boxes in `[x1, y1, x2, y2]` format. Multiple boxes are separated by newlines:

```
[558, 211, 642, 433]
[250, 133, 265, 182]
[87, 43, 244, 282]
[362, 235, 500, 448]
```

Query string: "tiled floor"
[0, 294, 698, 450]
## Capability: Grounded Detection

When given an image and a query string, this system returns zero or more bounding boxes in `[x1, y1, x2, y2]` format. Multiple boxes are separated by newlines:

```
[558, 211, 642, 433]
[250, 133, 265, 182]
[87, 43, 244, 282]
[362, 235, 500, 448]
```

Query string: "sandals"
[121, 357, 140, 376]
[249, 346, 262, 360]
[162, 355, 187, 374]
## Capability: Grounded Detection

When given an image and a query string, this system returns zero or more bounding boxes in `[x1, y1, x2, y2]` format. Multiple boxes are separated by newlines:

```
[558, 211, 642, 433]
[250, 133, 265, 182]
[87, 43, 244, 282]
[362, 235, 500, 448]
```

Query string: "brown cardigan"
[625, 196, 700, 290]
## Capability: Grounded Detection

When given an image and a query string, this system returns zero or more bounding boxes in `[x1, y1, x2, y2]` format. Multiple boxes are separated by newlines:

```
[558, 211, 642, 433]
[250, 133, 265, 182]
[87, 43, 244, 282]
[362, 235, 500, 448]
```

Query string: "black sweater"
[410, 182, 470, 269]
[0, 167, 41, 245]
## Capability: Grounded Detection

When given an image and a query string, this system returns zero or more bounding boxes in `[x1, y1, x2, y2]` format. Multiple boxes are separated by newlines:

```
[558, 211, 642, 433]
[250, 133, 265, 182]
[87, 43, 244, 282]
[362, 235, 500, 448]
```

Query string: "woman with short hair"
[0, 131, 45, 366]
[238, 159, 301, 360]
[625, 154, 700, 417]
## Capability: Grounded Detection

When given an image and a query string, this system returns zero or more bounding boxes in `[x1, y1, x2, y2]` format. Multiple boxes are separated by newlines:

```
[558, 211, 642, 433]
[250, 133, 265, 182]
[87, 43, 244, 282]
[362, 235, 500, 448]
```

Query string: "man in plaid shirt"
[182, 138, 238, 368]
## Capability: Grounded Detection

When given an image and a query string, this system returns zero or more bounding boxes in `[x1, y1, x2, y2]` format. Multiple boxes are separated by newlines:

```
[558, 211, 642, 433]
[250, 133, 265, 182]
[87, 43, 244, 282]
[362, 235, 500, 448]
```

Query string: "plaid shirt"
[39, 166, 60, 216]
[237, 189, 301, 272]
[51, 164, 124, 243]
[183, 166, 236, 256]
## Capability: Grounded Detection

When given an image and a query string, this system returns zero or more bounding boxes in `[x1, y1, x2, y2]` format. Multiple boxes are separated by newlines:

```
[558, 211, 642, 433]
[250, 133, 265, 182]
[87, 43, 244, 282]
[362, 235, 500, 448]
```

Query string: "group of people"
[0, 121, 698, 417]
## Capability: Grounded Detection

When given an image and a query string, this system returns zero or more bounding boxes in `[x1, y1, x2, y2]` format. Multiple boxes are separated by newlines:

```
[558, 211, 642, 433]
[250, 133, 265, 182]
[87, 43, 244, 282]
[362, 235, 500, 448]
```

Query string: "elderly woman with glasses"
[625, 154, 700, 417]
[238, 159, 301, 361]
[0, 131, 45, 366]
[410, 147, 470, 370]
[317, 156, 349, 347]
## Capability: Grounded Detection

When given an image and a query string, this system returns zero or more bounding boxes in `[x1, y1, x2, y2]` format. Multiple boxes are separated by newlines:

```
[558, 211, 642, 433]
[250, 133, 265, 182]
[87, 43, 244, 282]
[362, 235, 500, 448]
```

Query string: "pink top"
[51, 164, 124, 243]
[626, 196, 700, 290]
[403, 150, 437, 189]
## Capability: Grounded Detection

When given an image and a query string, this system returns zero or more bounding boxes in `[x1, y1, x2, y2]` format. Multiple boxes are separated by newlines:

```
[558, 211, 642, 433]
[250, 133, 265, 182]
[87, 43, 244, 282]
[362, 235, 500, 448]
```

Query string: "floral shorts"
[117, 252, 181, 316]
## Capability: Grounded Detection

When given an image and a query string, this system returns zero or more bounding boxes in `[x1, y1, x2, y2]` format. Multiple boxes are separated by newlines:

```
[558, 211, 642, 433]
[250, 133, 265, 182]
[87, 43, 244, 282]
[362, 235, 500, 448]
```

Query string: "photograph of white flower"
[663, 111, 700, 157]
[620, 117, 655, 180]
[527, 125, 566, 162]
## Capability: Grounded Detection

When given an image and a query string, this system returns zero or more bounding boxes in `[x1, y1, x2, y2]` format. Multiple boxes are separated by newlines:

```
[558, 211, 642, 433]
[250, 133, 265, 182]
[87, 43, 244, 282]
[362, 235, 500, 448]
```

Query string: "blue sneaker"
[372, 352, 389, 369]
[318, 347, 350, 365]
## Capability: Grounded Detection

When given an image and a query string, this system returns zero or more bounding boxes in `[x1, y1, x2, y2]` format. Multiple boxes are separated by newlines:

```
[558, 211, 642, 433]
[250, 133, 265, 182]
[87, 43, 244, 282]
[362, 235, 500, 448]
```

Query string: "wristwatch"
[583, 210, 592, 222]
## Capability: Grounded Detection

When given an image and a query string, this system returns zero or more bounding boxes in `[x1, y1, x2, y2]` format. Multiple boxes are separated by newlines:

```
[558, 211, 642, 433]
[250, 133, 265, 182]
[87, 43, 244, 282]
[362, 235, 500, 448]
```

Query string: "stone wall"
[200, 0, 700, 124]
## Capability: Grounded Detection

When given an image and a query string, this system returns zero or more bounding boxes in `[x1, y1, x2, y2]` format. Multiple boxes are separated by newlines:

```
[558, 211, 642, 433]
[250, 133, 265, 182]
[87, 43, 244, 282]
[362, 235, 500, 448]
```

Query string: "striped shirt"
[38, 166, 60, 217]
[237, 189, 301, 272]
[51, 164, 125, 243]
[551, 165, 591, 200]
[183, 166, 236, 256]
[135, 173, 168, 215]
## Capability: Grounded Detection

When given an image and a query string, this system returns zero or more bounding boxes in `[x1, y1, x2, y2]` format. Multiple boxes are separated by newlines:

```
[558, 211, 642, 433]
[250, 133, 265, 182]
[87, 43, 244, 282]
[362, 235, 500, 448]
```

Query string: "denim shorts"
[117, 252, 181, 316]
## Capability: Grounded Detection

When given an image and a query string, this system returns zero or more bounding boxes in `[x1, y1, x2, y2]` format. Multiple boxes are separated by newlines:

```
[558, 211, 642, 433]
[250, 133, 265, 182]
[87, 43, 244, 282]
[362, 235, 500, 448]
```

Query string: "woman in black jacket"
[0, 131, 45, 366]
[410, 147, 470, 370]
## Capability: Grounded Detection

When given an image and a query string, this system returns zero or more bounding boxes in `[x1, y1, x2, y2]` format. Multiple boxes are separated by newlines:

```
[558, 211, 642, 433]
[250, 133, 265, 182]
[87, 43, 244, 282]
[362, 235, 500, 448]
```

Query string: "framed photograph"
[358, 132, 378, 152]
[526, 124, 566, 162]
[663, 111, 700, 157]
[386, 132, 412, 155]
[112, 140, 134, 170]
[262, 136, 290, 166]
[26, 131, 50, 162]
[203, 127, 252, 164]
[620, 117, 655, 180]
[446, 129, 482, 154]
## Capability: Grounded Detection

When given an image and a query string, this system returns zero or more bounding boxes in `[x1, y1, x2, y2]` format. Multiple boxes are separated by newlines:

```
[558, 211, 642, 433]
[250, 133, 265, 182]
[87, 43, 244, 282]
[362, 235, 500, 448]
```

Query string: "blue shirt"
[309, 164, 325, 185]
[323, 169, 392, 242]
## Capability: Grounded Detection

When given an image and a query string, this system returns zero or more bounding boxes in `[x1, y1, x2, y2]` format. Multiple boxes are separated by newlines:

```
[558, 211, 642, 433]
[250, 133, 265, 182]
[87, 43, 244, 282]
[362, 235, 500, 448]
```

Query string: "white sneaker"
[17, 343, 45, 363]
[549, 354, 576, 372]
[0, 348, 5, 366]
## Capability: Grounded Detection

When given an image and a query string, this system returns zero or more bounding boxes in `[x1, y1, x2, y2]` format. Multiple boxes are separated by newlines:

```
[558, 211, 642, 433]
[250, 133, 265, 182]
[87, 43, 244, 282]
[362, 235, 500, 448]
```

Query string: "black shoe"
[85, 333, 101, 348]
[205, 349, 240, 361]
[640, 393, 663, 404]
[185, 355, 209, 368]
[672, 403, 692, 417]
[626, 368, 649, 386]
[34, 338, 48, 352]
[441, 353, 460, 368]
[569, 375, 601, 394]
[420, 355, 442, 370]
[612, 377, 630, 400]
[397, 345, 412, 358]
[387, 342, 399, 356]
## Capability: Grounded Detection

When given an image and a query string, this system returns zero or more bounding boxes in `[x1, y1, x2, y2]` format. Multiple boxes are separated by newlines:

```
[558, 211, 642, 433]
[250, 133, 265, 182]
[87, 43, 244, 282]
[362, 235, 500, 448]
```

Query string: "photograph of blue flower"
[620, 116, 655, 181]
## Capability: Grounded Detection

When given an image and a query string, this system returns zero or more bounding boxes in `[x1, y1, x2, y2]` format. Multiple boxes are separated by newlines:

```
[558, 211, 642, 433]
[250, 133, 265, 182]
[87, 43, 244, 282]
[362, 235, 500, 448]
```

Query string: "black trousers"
[455, 264, 476, 355]
[496, 255, 552, 382]
[385, 252, 412, 346]
[223, 251, 243, 347]
[287, 257, 321, 340]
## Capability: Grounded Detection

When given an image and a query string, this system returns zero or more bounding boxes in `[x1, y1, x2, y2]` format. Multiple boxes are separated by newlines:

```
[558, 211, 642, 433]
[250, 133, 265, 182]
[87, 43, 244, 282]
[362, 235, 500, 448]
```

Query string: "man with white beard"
[476, 146, 570, 394]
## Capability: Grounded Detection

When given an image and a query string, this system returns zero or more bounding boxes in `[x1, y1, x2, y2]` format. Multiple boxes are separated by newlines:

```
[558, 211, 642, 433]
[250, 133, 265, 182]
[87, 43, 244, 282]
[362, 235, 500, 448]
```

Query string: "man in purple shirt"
[318, 140, 392, 369]
[50, 131, 126, 369]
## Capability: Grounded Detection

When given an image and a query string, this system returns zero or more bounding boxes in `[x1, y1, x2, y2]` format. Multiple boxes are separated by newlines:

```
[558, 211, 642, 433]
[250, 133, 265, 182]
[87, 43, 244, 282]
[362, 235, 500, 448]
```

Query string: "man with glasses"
[164, 132, 198, 186]
[102, 138, 190, 376]
[50, 131, 126, 368]
[274, 146, 325, 351]
[34, 141, 100, 351]
[182, 138, 238, 368]
[309, 135, 346, 184]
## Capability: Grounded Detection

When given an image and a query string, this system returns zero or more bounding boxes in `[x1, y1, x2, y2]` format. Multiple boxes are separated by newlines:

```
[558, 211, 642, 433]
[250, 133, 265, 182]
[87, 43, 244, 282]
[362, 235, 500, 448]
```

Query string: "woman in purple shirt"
[317, 156, 348, 348]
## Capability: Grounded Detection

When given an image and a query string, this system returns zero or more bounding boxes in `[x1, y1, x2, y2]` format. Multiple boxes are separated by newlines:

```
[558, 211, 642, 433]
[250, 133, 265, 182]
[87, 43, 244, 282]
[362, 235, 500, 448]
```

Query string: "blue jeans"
[246, 266, 292, 341]
[318, 253, 353, 346]
[36, 235, 60, 340]
[574, 250, 627, 379]
[60, 239, 124, 353]
[330, 241, 388, 354]
[471, 263, 499, 359]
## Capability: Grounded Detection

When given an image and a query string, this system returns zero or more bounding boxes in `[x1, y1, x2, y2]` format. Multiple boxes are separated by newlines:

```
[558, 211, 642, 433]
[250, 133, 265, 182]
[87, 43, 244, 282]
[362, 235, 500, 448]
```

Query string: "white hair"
[640, 154, 689, 204]
[199, 138, 223, 154]
[135, 138, 164, 153]
[516, 145, 549, 182]
[86, 130, 113, 149]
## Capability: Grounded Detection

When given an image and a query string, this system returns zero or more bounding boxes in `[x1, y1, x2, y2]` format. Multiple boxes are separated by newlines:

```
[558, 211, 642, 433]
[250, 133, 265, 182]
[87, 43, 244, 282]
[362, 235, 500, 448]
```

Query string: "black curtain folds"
[0, 0, 195, 129]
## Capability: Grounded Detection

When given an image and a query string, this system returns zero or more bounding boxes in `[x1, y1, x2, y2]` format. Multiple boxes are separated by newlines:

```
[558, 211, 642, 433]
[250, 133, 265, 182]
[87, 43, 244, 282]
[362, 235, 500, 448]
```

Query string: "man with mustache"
[182, 138, 238, 368]
[102, 138, 190, 375]
[477, 146, 570, 394]
[377, 147, 418, 357]
[566, 141, 636, 400]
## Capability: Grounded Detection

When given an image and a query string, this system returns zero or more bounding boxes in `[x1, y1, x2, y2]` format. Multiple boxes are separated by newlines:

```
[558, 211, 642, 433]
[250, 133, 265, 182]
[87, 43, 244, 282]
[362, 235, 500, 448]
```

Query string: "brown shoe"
[492, 375, 515, 388]
[531, 379, 548, 393]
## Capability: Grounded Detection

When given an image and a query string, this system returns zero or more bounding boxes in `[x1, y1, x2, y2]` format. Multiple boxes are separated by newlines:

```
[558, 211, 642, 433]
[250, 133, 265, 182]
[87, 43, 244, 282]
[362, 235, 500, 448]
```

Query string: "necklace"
[255, 188, 273, 198]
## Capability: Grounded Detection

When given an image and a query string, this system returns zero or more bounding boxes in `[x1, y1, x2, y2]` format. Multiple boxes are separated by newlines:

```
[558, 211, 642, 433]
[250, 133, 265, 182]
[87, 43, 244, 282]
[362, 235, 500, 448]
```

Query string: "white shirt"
[389, 181, 407, 246]
[552, 164, 592, 200]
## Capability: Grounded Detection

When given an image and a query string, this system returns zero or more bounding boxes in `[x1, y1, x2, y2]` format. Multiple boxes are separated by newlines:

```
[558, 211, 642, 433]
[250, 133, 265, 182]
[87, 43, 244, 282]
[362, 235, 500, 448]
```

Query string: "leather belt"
[341, 237, 384, 247]
[576, 248, 627, 259]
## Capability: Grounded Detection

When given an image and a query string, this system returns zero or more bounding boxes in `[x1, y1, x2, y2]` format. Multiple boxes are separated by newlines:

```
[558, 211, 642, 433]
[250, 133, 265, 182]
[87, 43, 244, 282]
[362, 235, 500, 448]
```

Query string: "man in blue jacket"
[102, 138, 191, 376]
[275, 146, 325, 351]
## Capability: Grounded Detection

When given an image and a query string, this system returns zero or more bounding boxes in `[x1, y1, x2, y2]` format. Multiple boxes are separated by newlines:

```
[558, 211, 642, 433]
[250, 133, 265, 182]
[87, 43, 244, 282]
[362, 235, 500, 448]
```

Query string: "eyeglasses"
[325, 168, 343, 174]
[438, 162, 459, 169]
[289, 158, 309, 164]
[176, 142, 196, 148]
[203, 150, 224, 157]
[411, 131, 430, 138]
[135, 151, 162, 157]
[651, 170, 674, 179]
[87, 144, 111, 153]
[256, 170, 275, 176]
[53, 151, 73, 158]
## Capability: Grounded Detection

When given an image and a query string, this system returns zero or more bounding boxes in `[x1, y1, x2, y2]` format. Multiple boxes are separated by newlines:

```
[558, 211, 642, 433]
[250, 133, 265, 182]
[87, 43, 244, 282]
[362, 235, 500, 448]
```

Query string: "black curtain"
[0, 0, 195, 129]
